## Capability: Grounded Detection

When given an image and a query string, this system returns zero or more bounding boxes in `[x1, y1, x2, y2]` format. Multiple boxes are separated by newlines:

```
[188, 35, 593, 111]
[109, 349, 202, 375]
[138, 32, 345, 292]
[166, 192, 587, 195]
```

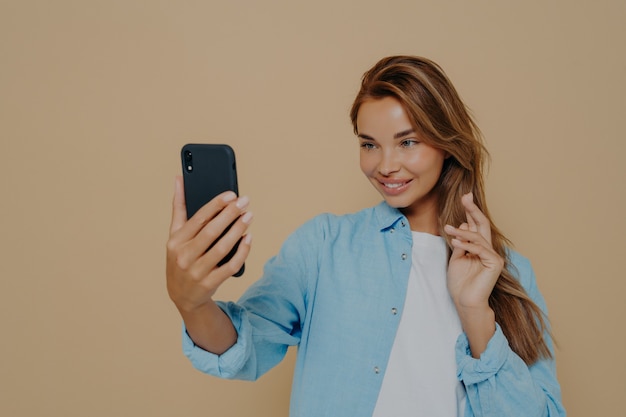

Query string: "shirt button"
[374, 366, 380, 374]
[391, 307, 398, 315]
[401, 253, 407, 260]
[401, 221, 406, 227]
[390, 228, 395, 233]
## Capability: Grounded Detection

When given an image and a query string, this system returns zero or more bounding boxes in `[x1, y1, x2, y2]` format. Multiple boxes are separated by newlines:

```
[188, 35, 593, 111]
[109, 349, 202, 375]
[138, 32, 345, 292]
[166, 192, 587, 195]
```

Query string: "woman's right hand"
[166, 176, 253, 314]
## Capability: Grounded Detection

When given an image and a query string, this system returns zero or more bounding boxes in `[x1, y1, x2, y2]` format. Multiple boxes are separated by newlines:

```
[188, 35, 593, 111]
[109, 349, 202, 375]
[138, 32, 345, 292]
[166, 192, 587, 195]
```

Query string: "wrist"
[177, 299, 217, 322]
[454, 302, 492, 318]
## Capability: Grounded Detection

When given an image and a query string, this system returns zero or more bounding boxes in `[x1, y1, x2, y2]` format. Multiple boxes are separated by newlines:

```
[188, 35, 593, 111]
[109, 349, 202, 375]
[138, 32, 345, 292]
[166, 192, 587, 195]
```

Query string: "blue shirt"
[182, 202, 566, 417]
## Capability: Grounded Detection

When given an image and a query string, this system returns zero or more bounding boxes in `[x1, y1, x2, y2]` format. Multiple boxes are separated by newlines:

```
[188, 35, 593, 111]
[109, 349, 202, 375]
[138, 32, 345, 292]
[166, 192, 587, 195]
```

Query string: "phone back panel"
[181, 144, 239, 220]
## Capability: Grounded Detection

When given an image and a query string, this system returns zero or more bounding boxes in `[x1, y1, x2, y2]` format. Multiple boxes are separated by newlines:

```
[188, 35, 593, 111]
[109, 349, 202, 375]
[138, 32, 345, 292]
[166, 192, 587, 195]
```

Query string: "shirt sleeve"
[181, 215, 324, 381]
[182, 301, 255, 379]
[455, 252, 567, 417]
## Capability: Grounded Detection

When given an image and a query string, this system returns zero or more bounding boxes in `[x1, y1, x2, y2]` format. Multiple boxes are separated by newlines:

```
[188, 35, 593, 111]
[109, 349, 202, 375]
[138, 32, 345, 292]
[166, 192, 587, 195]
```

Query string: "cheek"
[406, 150, 445, 176]
[359, 153, 375, 175]
[404, 155, 430, 175]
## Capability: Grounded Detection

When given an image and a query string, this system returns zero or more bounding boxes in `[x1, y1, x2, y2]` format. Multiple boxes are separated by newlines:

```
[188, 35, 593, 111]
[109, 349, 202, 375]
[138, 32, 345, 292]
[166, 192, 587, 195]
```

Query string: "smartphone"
[181, 143, 245, 277]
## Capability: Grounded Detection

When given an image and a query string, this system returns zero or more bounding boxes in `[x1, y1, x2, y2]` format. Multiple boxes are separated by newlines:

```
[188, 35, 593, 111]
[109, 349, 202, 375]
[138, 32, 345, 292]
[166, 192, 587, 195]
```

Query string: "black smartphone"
[181, 143, 245, 277]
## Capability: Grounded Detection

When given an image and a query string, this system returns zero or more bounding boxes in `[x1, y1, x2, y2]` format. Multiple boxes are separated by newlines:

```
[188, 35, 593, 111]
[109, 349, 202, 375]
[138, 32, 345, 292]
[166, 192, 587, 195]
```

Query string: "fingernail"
[223, 192, 237, 202]
[236, 195, 250, 209]
[243, 233, 252, 244]
[241, 211, 253, 224]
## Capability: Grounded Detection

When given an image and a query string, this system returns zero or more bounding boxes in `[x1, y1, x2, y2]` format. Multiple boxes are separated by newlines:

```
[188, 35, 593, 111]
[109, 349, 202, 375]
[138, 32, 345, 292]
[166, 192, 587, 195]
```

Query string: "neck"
[400, 195, 440, 235]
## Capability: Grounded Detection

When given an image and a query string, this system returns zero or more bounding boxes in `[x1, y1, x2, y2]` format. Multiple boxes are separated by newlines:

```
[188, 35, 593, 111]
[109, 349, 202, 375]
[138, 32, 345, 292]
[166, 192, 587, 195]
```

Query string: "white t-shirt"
[373, 231, 466, 417]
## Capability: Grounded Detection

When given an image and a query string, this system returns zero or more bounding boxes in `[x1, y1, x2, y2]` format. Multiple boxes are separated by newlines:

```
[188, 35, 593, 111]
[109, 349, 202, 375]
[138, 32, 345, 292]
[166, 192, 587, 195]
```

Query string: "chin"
[381, 196, 411, 209]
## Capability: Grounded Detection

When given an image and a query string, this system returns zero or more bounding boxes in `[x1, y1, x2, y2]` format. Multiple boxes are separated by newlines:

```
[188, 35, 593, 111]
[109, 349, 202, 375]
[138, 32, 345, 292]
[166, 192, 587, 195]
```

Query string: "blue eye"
[360, 142, 376, 150]
[401, 139, 418, 148]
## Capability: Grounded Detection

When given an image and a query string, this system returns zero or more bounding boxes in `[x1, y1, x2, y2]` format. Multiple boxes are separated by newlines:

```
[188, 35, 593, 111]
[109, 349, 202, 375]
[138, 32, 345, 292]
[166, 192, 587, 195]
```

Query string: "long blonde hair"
[350, 55, 551, 364]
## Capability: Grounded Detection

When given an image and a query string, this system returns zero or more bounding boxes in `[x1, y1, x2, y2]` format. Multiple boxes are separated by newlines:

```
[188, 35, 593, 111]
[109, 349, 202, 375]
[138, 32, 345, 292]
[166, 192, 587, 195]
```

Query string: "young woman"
[166, 56, 566, 417]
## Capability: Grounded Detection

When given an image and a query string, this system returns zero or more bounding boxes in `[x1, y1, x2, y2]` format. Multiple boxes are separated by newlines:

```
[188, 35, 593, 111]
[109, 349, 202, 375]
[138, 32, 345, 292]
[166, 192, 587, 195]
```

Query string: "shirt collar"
[372, 201, 407, 232]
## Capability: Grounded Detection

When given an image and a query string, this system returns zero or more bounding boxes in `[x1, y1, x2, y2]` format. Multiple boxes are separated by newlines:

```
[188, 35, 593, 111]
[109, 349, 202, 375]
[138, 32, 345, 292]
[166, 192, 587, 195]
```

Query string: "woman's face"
[357, 97, 447, 230]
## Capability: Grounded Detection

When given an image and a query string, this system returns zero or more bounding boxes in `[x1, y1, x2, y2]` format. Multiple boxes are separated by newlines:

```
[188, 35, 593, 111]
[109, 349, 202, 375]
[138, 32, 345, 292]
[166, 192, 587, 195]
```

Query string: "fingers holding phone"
[166, 188, 253, 313]
[206, 212, 253, 279]
[194, 195, 253, 278]
[183, 193, 248, 263]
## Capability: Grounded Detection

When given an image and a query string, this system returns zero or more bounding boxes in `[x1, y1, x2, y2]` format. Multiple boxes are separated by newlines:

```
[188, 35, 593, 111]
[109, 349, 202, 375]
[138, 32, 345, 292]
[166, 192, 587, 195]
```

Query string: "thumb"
[169, 175, 187, 235]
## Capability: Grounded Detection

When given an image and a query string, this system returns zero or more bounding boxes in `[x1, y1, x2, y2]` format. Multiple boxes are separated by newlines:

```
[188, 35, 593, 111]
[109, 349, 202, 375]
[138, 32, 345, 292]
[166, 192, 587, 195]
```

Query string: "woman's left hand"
[444, 192, 504, 310]
[445, 192, 503, 357]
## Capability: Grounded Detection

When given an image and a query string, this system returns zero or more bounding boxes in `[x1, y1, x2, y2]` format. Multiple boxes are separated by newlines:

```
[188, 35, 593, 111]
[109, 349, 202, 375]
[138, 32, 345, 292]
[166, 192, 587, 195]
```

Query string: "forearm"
[179, 300, 237, 355]
[456, 304, 496, 358]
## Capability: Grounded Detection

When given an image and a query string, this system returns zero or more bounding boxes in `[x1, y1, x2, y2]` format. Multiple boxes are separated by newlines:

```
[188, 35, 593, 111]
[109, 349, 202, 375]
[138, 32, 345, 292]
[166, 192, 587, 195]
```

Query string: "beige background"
[1, 1, 624, 416]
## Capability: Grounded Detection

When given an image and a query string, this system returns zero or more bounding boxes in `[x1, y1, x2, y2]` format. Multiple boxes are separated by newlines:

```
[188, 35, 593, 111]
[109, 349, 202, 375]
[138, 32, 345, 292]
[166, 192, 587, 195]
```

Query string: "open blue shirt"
[182, 202, 566, 417]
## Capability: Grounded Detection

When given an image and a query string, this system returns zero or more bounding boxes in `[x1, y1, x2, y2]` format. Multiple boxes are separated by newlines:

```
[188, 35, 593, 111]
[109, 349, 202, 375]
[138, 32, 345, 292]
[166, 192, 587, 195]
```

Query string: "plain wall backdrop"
[1, 1, 624, 416]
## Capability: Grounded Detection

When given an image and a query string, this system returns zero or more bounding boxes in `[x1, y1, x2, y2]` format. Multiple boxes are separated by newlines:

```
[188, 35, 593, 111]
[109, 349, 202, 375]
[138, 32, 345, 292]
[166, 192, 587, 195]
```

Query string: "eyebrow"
[357, 129, 416, 141]
[393, 129, 416, 139]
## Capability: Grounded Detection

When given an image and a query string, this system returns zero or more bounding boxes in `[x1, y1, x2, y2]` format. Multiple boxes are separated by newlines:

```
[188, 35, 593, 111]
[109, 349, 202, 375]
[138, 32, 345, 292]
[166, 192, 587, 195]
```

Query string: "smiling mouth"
[378, 179, 412, 193]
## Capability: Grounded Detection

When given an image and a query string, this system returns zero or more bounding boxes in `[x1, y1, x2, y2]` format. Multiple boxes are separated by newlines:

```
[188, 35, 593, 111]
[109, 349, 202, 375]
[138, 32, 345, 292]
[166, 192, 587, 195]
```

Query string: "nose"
[378, 149, 400, 176]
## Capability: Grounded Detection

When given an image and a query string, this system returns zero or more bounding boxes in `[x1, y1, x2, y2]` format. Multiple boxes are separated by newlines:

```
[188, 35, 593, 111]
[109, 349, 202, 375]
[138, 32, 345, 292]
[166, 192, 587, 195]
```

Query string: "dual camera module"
[184, 150, 193, 173]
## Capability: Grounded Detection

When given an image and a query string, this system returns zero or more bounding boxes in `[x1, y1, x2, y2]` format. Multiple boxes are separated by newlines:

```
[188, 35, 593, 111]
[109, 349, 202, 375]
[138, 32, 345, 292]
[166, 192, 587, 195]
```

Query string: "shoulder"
[266, 205, 381, 280]
[291, 205, 380, 240]
[279, 202, 408, 264]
